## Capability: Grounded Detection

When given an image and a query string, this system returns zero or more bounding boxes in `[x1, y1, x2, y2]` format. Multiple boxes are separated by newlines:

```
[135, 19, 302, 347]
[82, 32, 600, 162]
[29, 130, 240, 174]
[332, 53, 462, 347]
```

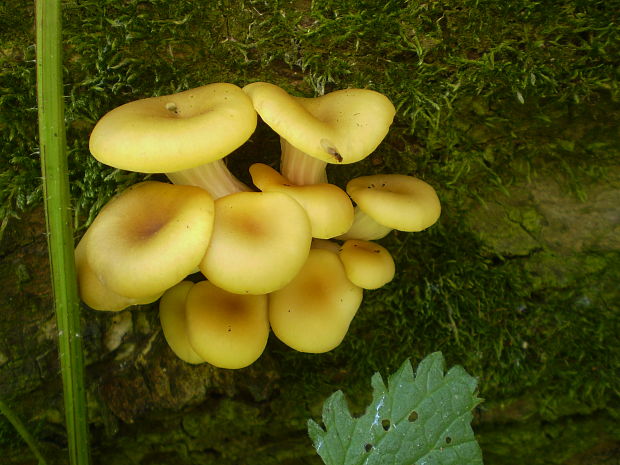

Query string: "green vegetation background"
[1, 0, 619, 463]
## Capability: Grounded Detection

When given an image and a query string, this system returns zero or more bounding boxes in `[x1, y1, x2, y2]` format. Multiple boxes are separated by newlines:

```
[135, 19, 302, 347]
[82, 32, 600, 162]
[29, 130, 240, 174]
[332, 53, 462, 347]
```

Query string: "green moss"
[468, 202, 542, 256]
[478, 413, 620, 465]
[525, 251, 612, 290]
[0, 415, 19, 450]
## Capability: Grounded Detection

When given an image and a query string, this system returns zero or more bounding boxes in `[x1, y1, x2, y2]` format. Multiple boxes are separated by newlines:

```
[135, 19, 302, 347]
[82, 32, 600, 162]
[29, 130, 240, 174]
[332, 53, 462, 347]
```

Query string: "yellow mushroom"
[85, 181, 214, 299]
[89, 83, 257, 198]
[200, 191, 312, 295]
[243, 82, 395, 185]
[185, 280, 269, 369]
[159, 281, 204, 364]
[269, 248, 363, 353]
[338, 240, 395, 290]
[340, 174, 441, 240]
[249, 163, 353, 239]
[75, 228, 162, 311]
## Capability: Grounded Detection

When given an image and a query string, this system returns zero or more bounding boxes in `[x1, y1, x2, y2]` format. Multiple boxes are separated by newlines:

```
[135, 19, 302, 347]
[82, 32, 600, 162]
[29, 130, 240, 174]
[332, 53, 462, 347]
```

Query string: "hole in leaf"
[445, 436, 452, 444]
[408, 411, 418, 422]
[381, 419, 390, 431]
[364, 443, 373, 452]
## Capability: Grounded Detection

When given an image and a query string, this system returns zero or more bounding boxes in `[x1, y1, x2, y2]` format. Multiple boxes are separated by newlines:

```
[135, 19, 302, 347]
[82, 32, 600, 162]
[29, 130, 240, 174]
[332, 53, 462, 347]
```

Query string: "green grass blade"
[35, 1, 91, 464]
[0, 399, 48, 465]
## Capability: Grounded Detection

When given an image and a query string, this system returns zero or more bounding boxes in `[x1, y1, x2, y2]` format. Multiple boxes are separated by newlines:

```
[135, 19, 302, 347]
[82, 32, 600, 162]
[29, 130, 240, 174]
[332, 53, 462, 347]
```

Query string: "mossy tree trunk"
[1, 0, 619, 464]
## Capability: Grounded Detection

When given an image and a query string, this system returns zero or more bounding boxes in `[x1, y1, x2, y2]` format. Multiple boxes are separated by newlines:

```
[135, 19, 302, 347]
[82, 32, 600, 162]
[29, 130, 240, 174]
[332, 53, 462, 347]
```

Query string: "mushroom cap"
[346, 174, 441, 232]
[75, 229, 162, 311]
[200, 191, 312, 295]
[159, 281, 204, 364]
[185, 280, 269, 369]
[338, 239, 395, 290]
[249, 163, 354, 239]
[243, 82, 395, 164]
[269, 248, 363, 353]
[86, 181, 215, 299]
[89, 83, 257, 173]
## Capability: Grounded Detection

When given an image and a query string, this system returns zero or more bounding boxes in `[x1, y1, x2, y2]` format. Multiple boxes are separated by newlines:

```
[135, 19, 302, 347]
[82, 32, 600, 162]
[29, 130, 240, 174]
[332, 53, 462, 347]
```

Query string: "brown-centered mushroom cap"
[200, 191, 312, 295]
[75, 229, 162, 311]
[185, 280, 269, 369]
[85, 181, 214, 299]
[269, 248, 363, 353]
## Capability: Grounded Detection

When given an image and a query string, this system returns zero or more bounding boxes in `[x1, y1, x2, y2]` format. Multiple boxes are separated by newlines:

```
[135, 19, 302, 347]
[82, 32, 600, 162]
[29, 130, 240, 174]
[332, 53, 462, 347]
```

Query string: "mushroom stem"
[280, 139, 328, 186]
[338, 207, 393, 241]
[166, 158, 251, 199]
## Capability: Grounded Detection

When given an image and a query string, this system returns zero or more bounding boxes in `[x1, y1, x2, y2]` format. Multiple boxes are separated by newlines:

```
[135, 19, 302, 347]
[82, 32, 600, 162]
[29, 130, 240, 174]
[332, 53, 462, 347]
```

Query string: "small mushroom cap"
[200, 191, 312, 295]
[75, 230, 162, 311]
[185, 280, 269, 369]
[86, 181, 215, 299]
[249, 163, 354, 239]
[159, 281, 204, 365]
[89, 83, 257, 173]
[338, 240, 395, 290]
[347, 174, 441, 232]
[269, 248, 363, 353]
[243, 82, 395, 164]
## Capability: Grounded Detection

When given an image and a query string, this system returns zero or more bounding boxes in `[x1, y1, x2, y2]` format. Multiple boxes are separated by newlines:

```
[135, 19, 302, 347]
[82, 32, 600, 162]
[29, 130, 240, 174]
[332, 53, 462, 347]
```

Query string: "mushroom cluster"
[78, 82, 441, 369]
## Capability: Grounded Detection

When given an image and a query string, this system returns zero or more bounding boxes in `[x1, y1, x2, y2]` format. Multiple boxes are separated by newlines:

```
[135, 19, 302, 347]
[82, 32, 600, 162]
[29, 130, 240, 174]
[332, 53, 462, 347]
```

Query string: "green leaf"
[308, 352, 483, 465]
